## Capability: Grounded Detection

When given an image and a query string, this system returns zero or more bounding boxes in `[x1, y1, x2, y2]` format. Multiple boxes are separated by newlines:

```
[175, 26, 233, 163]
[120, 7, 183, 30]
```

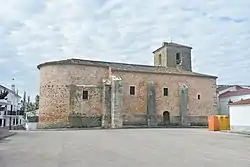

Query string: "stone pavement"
[0, 129, 250, 167]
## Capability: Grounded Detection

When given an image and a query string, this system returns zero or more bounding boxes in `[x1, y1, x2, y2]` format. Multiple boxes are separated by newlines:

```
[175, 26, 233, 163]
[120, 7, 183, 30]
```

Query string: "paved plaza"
[0, 129, 250, 167]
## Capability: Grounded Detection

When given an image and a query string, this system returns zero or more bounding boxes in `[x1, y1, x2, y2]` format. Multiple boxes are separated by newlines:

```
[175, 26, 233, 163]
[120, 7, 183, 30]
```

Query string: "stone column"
[147, 80, 157, 127]
[179, 84, 189, 126]
[101, 79, 111, 128]
[110, 76, 123, 128]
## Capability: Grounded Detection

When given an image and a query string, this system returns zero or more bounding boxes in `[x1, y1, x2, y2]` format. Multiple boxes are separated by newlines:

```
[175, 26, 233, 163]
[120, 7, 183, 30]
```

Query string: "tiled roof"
[37, 58, 217, 78]
[230, 98, 250, 105]
[217, 85, 242, 92]
[219, 88, 250, 98]
[152, 42, 192, 53]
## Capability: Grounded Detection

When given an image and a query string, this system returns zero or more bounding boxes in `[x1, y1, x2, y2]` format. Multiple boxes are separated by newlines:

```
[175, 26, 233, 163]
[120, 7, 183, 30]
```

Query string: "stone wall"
[38, 64, 108, 128]
[153, 43, 192, 71]
[154, 47, 167, 67]
[166, 45, 192, 71]
[68, 85, 103, 128]
[38, 63, 217, 128]
[112, 70, 218, 125]
[38, 84, 70, 128]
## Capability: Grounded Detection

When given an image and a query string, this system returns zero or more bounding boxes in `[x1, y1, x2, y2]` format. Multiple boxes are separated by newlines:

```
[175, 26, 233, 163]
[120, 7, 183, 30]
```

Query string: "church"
[37, 42, 218, 128]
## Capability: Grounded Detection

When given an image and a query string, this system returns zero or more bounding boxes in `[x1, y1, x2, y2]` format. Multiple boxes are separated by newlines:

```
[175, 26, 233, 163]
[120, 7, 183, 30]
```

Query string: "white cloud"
[1, 0, 250, 98]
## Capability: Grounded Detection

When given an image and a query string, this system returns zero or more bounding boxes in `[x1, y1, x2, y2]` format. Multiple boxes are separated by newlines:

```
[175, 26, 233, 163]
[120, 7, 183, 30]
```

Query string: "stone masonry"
[37, 42, 218, 128]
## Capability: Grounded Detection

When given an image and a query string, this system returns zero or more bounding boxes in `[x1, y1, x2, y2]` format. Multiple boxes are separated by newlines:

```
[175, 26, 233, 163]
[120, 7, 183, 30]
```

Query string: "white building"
[0, 84, 24, 129]
[229, 99, 250, 133]
[217, 85, 250, 115]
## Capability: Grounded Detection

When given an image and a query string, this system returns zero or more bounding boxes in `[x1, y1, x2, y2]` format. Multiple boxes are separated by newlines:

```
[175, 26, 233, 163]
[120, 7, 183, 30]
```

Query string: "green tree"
[35, 95, 39, 109]
[26, 96, 36, 112]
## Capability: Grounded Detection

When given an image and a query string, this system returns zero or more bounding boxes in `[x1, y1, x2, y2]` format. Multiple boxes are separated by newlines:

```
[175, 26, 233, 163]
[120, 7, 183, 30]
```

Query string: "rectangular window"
[130, 86, 135, 95]
[163, 88, 168, 96]
[82, 91, 88, 100]
[159, 54, 162, 65]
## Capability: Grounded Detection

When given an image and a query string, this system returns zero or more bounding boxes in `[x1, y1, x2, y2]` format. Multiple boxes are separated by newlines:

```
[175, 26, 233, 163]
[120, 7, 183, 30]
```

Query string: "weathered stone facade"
[37, 42, 218, 128]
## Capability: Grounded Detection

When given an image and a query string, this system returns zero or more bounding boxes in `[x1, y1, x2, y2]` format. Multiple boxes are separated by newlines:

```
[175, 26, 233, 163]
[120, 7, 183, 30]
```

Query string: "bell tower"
[153, 42, 192, 71]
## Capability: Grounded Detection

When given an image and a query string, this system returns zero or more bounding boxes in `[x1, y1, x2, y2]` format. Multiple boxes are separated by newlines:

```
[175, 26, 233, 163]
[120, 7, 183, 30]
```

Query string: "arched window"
[176, 52, 181, 65]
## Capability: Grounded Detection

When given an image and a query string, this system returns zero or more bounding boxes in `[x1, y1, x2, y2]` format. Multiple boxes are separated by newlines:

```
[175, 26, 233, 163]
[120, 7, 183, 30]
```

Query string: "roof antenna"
[170, 37, 173, 43]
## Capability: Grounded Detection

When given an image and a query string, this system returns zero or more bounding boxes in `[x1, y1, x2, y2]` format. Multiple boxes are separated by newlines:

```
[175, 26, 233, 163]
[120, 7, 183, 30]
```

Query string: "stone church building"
[37, 42, 218, 128]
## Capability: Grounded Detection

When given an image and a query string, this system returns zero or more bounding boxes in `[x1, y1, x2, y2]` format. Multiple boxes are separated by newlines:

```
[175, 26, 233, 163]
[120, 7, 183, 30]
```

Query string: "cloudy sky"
[0, 0, 250, 99]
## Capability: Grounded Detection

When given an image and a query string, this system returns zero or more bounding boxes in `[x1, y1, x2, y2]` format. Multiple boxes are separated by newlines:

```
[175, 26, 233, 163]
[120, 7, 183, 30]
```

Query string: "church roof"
[152, 42, 192, 53]
[38, 58, 217, 79]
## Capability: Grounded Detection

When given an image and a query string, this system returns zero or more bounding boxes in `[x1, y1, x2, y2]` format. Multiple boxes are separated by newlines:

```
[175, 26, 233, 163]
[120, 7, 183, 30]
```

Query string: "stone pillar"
[147, 80, 157, 127]
[179, 84, 189, 126]
[101, 80, 112, 128]
[110, 76, 123, 128]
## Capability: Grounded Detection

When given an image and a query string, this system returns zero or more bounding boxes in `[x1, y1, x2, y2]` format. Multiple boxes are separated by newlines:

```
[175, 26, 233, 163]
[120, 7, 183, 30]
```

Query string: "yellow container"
[216, 115, 230, 130]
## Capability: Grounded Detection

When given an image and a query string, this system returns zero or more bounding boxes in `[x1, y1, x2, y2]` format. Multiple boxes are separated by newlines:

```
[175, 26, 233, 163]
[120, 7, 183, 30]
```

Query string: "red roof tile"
[230, 98, 250, 105]
[219, 88, 250, 98]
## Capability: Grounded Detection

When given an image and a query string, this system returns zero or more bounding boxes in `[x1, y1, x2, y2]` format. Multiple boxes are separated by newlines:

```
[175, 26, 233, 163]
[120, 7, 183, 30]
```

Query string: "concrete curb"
[0, 132, 17, 140]
[219, 130, 250, 136]
[34, 126, 207, 131]
[229, 131, 250, 136]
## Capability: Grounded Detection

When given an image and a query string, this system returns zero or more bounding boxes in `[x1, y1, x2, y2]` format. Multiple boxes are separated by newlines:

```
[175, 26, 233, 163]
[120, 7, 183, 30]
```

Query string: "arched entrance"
[163, 111, 170, 125]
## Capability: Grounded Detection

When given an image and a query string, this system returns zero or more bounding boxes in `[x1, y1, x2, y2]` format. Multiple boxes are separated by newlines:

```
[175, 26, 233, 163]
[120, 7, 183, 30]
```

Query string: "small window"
[197, 94, 201, 100]
[176, 52, 181, 65]
[82, 90, 88, 100]
[130, 86, 135, 95]
[159, 54, 162, 65]
[163, 88, 168, 96]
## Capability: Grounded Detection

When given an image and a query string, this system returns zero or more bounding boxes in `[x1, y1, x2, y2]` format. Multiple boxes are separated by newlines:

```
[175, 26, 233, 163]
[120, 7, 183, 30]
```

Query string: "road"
[0, 129, 250, 167]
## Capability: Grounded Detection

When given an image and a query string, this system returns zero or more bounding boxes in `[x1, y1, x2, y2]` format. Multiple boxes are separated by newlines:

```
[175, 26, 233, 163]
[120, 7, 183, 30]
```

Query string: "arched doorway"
[163, 111, 170, 125]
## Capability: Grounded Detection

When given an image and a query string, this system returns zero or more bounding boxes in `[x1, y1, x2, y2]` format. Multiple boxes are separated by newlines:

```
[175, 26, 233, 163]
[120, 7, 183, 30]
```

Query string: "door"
[163, 111, 170, 125]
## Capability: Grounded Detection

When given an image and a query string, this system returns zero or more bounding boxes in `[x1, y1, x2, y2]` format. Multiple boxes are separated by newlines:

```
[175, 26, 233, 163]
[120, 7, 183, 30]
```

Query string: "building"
[217, 85, 242, 96]
[229, 98, 250, 133]
[218, 86, 250, 115]
[0, 84, 24, 129]
[25, 109, 39, 131]
[37, 42, 218, 129]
